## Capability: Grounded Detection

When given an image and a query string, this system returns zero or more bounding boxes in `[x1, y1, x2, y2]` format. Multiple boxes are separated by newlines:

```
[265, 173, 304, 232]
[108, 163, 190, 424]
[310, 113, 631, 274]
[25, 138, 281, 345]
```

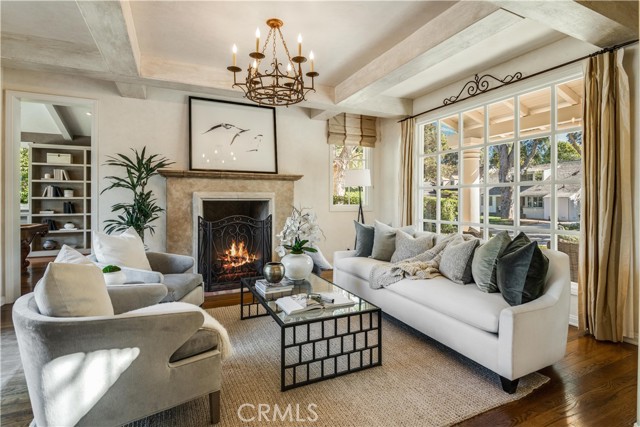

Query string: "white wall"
[1, 67, 398, 284]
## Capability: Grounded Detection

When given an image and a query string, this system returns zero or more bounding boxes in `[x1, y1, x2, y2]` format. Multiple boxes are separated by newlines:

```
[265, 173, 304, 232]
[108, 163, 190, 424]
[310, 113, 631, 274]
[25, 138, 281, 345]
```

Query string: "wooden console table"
[20, 224, 49, 272]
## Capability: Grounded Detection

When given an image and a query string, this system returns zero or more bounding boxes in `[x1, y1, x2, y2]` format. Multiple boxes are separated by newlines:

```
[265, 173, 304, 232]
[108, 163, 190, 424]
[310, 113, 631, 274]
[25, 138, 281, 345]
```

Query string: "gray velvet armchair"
[89, 251, 205, 305]
[13, 285, 221, 426]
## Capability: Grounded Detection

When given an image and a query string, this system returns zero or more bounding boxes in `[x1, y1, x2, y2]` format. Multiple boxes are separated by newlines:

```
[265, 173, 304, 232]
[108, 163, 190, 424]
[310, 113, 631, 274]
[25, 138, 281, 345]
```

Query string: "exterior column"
[462, 149, 481, 227]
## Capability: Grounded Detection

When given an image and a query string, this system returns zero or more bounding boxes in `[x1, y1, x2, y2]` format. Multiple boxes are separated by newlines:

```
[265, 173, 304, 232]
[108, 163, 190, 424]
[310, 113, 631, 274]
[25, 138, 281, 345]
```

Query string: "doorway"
[3, 91, 97, 304]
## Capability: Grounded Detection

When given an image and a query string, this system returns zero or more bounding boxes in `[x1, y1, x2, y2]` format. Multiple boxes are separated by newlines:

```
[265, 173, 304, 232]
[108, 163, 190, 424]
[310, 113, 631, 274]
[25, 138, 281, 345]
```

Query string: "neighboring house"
[484, 161, 581, 222]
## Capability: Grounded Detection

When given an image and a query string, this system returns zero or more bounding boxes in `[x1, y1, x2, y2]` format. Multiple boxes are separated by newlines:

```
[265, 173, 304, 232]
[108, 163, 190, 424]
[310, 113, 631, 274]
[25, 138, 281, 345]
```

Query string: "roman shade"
[328, 113, 378, 147]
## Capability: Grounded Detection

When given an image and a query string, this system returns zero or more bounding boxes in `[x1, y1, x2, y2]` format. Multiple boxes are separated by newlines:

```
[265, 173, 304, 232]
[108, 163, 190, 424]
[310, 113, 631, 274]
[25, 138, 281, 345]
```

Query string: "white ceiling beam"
[1, 32, 106, 72]
[308, 109, 340, 121]
[76, 0, 141, 77]
[463, 110, 484, 125]
[557, 84, 581, 105]
[114, 82, 147, 99]
[44, 105, 72, 141]
[334, 3, 521, 105]
[492, 0, 638, 48]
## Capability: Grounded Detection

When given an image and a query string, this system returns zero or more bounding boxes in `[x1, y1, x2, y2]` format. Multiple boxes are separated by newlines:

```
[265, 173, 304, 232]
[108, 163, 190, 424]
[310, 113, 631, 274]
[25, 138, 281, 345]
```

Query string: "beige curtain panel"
[578, 49, 632, 342]
[400, 118, 415, 227]
[328, 114, 377, 147]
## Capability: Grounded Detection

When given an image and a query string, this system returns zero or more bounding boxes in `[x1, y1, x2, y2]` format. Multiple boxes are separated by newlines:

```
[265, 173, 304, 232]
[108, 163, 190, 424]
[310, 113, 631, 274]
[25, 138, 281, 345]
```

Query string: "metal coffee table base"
[240, 283, 382, 391]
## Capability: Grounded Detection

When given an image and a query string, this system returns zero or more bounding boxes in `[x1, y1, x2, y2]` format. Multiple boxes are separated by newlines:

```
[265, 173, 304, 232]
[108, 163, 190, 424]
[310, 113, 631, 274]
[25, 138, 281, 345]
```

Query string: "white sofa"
[333, 247, 571, 393]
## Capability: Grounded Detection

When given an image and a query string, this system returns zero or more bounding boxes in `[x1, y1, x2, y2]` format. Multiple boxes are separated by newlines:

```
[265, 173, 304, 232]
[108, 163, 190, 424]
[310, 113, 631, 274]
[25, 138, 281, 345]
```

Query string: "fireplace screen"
[198, 214, 272, 291]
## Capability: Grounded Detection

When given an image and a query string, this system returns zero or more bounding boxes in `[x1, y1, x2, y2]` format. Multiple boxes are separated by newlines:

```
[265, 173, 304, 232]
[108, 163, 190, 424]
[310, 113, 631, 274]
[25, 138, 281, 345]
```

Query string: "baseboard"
[568, 314, 578, 327]
[623, 334, 638, 346]
[0, 296, 5, 306]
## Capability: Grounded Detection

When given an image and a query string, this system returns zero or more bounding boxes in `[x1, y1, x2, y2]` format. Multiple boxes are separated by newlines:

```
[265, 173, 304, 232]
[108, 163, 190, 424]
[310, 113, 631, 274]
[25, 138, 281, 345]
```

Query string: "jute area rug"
[130, 305, 549, 427]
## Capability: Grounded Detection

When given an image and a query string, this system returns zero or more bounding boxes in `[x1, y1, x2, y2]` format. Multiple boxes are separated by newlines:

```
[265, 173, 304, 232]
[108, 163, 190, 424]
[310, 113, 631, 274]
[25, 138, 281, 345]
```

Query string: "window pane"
[557, 184, 581, 228]
[487, 143, 514, 183]
[461, 187, 481, 223]
[440, 115, 459, 150]
[441, 189, 459, 222]
[423, 191, 437, 220]
[520, 184, 550, 226]
[557, 79, 583, 130]
[461, 148, 483, 185]
[439, 152, 459, 186]
[423, 222, 436, 232]
[557, 234, 580, 282]
[519, 137, 551, 182]
[487, 186, 515, 225]
[489, 100, 514, 141]
[557, 131, 582, 169]
[441, 223, 458, 234]
[423, 155, 437, 185]
[332, 145, 369, 207]
[488, 228, 516, 238]
[520, 88, 551, 137]
[462, 107, 484, 146]
[522, 231, 551, 249]
[424, 122, 437, 154]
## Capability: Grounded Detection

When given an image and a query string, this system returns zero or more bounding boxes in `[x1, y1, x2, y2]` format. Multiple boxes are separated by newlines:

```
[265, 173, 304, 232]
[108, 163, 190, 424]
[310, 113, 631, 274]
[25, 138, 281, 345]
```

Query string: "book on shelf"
[42, 185, 63, 197]
[275, 295, 323, 316]
[39, 210, 55, 214]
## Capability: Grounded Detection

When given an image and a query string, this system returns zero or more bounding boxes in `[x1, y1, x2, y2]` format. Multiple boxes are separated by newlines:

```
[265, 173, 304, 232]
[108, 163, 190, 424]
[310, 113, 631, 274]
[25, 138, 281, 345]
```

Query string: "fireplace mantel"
[159, 169, 303, 181]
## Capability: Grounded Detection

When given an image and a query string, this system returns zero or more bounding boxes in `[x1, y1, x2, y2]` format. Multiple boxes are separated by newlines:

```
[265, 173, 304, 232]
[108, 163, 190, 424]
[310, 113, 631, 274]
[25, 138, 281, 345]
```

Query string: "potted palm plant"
[101, 147, 174, 242]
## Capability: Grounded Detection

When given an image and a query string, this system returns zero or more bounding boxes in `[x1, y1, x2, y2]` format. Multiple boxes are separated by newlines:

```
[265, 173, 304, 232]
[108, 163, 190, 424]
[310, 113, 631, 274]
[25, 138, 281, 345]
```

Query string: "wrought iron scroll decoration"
[442, 72, 523, 106]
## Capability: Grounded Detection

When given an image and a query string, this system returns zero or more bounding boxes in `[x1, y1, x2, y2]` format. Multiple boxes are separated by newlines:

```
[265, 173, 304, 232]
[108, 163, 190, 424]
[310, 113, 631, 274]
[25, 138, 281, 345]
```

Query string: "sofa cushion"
[439, 237, 479, 284]
[161, 273, 204, 302]
[170, 329, 219, 362]
[35, 263, 114, 317]
[390, 230, 434, 263]
[371, 221, 414, 262]
[472, 231, 511, 293]
[387, 276, 510, 333]
[334, 256, 389, 282]
[353, 221, 375, 257]
[93, 227, 152, 271]
[497, 233, 549, 306]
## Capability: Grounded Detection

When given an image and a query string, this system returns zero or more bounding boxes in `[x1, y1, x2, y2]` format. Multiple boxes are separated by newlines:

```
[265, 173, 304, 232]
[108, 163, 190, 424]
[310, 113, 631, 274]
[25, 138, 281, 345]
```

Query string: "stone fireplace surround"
[160, 170, 303, 262]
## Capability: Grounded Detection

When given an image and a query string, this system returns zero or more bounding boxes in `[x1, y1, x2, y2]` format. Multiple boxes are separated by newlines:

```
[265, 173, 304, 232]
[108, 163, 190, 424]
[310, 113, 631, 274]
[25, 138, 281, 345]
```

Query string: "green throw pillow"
[353, 221, 375, 257]
[472, 231, 511, 293]
[370, 221, 415, 262]
[496, 232, 549, 306]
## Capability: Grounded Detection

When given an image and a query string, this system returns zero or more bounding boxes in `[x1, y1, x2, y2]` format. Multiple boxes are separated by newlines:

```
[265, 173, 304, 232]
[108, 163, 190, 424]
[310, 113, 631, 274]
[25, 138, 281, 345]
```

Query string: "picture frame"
[189, 96, 278, 173]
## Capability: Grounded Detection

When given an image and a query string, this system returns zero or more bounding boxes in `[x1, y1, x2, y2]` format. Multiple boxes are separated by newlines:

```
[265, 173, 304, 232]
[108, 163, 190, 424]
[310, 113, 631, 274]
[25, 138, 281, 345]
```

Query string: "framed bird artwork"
[189, 97, 278, 173]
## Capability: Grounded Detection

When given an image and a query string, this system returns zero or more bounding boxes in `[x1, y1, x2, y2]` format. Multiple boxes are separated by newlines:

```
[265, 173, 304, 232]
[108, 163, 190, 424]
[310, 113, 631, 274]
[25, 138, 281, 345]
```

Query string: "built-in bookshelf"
[27, 143, 92, 256]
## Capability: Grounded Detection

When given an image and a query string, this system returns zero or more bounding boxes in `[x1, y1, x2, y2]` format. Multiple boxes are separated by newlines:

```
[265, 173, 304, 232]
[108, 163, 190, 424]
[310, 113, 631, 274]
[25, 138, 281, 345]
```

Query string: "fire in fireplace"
[198, 210, 271, 292]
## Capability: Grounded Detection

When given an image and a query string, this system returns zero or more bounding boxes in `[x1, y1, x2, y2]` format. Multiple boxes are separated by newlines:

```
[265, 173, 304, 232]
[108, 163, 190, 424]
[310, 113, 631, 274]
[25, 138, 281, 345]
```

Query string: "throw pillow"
[471, 231, 512, 293]
[93, 227, 151, 271]
[370, 221, 415, 262]
[55, 244, 93, 265]
[496, 232, 549, 306]
[439, 237, 480, 284]
[390, 230, 435, 263]
[34, 263, 114, 317]
[353, 221, 375, 257]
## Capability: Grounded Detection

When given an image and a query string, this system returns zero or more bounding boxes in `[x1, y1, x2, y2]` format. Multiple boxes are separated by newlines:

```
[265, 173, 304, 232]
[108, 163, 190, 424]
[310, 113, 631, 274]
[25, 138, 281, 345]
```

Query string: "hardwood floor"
[3, 267, 637, 426]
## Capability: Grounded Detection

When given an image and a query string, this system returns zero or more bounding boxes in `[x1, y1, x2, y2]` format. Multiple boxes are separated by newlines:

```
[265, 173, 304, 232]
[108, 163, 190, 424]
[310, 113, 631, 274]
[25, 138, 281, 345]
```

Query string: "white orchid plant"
[276, 207, 323, 256]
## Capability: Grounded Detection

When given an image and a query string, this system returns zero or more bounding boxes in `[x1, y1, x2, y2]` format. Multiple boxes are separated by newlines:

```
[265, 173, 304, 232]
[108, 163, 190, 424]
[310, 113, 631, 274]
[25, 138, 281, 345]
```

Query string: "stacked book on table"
[275, 292, 357, 316]
[254, 279, 294, 300]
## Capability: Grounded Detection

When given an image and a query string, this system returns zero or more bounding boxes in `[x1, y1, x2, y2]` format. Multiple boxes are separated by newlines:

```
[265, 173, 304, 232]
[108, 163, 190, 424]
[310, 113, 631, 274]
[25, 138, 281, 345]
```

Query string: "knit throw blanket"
[369, 234, 463, 289]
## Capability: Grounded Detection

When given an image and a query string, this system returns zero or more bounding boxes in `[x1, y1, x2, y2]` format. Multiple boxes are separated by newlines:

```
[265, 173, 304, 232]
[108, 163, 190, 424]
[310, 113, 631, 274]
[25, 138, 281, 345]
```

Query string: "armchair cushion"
[93, 227, 152, 271]
[170, 329, 219, 362]
[107, 283, 168, 314]
[162, 273, 203, 302]
[146, 251, 195, 274]
[34, 263, 114, 317]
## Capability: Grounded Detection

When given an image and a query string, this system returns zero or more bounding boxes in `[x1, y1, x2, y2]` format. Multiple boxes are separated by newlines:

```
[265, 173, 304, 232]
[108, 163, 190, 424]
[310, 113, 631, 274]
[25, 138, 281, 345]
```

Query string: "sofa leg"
[209, 391, 220, 424]
[499, 376, 519, 394]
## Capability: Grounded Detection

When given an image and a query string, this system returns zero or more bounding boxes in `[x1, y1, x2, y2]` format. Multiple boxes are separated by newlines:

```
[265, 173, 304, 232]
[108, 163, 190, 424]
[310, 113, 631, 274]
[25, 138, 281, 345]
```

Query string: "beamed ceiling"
[1, 1, 637, 118]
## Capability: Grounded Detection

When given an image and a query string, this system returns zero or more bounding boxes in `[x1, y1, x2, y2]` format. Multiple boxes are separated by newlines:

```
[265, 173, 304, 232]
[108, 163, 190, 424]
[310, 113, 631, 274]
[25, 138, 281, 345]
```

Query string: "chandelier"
[227, 18, 318, 106]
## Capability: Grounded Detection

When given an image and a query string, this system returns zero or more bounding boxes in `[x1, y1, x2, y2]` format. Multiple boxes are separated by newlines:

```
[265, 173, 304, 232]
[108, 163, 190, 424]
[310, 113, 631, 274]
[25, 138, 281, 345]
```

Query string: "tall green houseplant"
[101, 147, 174, 242]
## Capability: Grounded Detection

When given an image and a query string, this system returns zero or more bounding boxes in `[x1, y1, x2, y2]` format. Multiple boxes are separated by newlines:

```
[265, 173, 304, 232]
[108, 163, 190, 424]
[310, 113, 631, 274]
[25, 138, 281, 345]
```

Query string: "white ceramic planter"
[281, 253, 313, 281]
[104, 271, 126, 286]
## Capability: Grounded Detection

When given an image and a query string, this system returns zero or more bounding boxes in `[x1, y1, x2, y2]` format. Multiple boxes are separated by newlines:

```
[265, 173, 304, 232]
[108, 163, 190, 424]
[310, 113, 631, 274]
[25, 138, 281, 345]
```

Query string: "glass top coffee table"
[240, 274, 382, 391]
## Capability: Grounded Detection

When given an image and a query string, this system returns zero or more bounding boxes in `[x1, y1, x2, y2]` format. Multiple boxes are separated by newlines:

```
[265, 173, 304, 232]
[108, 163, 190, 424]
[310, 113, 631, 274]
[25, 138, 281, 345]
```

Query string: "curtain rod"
[398, 38, 639, 124]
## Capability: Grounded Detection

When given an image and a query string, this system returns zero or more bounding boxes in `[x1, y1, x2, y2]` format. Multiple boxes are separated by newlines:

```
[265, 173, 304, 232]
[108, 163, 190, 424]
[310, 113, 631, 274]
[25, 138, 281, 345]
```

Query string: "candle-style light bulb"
[252, 59, 258, 74]
[309, 51, 315, 72]
[255, 28, 260, 52]
[297, 33, 302, 57]
[287, 63, 292, 74]
[232, 44, 237, 66]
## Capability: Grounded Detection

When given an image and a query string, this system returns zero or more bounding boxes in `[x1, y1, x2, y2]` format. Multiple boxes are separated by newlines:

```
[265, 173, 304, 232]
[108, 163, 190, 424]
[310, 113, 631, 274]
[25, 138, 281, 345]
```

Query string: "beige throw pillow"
[34, 263, 114, 317]
[93, 227, 151, 271]
[55, 244, 93, 265]
[390, 230, 435, 263]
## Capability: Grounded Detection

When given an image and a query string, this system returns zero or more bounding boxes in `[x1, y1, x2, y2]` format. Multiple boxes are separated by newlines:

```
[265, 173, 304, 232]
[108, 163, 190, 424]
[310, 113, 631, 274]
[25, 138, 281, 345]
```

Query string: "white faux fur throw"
[123, 302, 233, 360]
